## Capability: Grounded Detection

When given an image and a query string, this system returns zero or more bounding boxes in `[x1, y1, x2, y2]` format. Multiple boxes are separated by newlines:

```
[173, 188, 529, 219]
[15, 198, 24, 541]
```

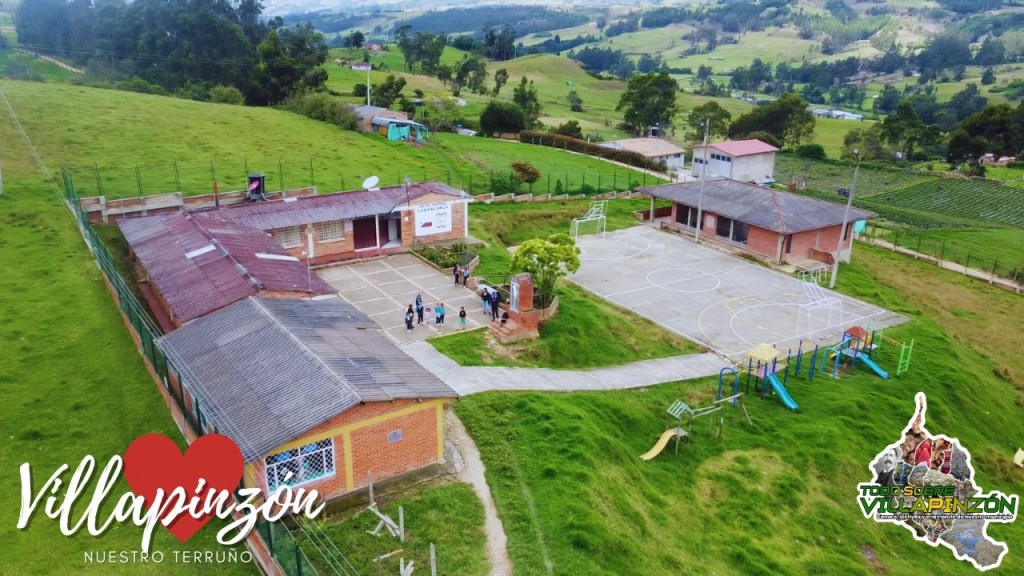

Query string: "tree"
[512, 76, 542, 128]
[493, 68, 509, 96]
[436, 64, 453, 88]
[947, 130, 988, 174]
[685, 101, 731, 143]
[873, 84, 901, 114]
[551, 120, 583, 139]
[616, 71, 679, 136]
[510, 234, 581, 308]
[371, 75, 407, 108]
[344, 30, 365, 49]
[728, 93, 815, 146]
[511, 162, 541, 189]
[981, 68, 996, 86]
[567, 91, 584, 112]
[881, 102, 927, 161]
[480, 101, 526, 134]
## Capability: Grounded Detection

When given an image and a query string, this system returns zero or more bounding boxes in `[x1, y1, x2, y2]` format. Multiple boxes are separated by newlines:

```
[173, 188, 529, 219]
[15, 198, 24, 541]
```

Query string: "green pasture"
[0, 164, 254, 575]
[456, 243, 1024, 575]
[665, 28, 819, 72]
[862, 225, 1024, 280]
[775, 155, 932, 198]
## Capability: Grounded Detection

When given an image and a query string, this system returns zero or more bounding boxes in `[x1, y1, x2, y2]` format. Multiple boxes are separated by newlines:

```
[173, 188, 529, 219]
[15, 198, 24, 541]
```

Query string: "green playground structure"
[819, 326, 914, 380]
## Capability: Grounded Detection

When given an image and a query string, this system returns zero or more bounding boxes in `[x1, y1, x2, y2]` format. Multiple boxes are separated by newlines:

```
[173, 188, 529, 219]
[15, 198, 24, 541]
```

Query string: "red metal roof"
[696, 139, 779, 157]
[195, 181, 469, 231]
[119, 213, 331, 324]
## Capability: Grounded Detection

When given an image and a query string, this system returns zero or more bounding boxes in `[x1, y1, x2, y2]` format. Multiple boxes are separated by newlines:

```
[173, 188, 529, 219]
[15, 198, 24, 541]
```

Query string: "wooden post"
[398, 506, 405, 543]
[430, 543, 437, 576]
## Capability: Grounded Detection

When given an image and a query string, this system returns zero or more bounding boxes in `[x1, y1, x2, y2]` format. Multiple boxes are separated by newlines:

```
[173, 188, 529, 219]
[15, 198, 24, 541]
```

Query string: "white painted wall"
[732, 152, 776, 182]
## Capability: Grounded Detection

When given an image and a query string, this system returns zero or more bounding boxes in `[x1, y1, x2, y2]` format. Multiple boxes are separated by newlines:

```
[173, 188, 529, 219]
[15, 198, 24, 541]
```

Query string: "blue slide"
[766, 373, 799, 411]
[857, 355, 890, 379]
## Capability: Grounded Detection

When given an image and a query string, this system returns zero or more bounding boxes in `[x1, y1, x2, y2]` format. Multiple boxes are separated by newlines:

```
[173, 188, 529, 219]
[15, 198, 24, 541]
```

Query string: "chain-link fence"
[63, 169, 319, 576]
[63, 157, 662, 199]
[860, 223, 1023, 288]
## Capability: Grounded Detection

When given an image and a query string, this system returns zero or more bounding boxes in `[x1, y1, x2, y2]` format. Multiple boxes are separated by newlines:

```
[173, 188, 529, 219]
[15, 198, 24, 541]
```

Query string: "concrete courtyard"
[318, 254, 488, 344]
[570, 226, 905, 361]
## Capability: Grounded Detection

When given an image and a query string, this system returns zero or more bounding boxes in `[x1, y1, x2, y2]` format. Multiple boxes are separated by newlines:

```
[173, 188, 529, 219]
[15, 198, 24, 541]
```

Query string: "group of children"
[405, 294, 467, 332]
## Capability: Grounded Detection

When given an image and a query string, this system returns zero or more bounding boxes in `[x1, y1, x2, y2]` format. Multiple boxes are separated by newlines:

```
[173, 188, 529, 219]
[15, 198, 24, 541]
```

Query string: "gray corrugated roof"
[156, 297, 457, 463]
[195, 181, 469, 231]
[638, 178, 875, 234]
[118, 213, 331, 324]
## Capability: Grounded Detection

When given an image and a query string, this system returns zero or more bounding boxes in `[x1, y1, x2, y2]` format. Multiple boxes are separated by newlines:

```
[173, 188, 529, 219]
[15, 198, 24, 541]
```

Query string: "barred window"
[271, 226, 302, 248]
[316, 221, 343, 242]
[265, 438, 335, 491]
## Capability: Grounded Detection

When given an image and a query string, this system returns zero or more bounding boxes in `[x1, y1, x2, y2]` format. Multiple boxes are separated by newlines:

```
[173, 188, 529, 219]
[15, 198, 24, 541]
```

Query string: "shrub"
[480, 101, 526, 134]
[210, 85, 244, 105]
[794, 143, 827, 160]
[519, 131, 668, 173]
[742, 130, 783, 149]
[278, 92, 358, 130]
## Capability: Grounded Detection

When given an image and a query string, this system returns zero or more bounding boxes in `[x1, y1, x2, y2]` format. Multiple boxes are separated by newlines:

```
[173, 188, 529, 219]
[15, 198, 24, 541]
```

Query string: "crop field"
[664, 28, 819, 72]
[775, 155, 932, 197]
[881, 179, 1024, 226]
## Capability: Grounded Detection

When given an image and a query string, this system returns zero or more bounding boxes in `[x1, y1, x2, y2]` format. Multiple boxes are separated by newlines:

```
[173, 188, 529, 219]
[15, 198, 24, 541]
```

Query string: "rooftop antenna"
[362, 175, 380, 191]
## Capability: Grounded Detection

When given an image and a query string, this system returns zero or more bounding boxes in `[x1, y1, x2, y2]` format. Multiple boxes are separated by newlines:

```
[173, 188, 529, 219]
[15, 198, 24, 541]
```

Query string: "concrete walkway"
[402, 340, 726, 395]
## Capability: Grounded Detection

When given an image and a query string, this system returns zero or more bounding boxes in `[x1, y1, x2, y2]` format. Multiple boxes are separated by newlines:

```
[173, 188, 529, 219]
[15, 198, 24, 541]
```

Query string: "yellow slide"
[640, 428, 686, 461]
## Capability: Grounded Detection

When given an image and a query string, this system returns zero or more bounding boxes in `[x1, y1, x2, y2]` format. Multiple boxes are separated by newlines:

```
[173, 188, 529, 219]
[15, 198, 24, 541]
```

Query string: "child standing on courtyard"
[459, 306, 467, 328]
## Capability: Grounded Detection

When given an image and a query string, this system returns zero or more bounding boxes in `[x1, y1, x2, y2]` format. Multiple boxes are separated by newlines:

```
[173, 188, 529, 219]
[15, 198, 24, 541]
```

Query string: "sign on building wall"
[414, 202, 452, 237]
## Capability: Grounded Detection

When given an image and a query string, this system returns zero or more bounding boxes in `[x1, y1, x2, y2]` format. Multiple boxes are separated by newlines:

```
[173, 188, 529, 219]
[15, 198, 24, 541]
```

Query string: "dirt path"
[446, 410, 513, 576]
[15, 49, 84, 74]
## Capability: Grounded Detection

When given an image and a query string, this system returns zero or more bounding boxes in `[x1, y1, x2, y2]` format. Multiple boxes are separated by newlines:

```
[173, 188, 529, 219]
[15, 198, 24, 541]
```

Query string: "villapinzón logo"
[17, 433, 325, 561]
[857, 393, 1018, 571]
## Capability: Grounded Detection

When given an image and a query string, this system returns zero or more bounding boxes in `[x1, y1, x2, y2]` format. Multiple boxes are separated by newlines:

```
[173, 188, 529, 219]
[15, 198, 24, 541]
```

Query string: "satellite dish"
[362, 175, 380, 190]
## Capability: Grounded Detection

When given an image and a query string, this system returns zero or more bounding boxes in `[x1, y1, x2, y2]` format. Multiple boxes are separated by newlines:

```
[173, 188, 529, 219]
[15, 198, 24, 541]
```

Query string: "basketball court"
[570, 226, 905, 361]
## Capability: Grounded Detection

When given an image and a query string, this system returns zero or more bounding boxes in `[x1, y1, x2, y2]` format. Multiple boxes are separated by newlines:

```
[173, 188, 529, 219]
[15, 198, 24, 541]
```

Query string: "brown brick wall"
[245, 399, 445, 502]
[401, 199, 467, 247]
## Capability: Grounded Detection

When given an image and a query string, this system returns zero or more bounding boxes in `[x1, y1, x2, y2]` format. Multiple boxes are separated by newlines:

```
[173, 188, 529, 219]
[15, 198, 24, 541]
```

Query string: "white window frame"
[265, 438, 336, 491]
[316, 221, 344, 243]
[272, 226, 303, 248]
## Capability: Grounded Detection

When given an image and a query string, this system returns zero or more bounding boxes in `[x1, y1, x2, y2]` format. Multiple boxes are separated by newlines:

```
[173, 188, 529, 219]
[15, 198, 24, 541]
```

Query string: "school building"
[639, 178, 875, 265]
[118, 211, 333, 330]
[155, 297, 458, 501]
[195, 181, 471, 265]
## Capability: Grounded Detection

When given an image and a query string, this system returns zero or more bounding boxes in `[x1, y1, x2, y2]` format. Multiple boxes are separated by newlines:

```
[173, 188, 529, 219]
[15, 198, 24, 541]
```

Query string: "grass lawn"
[455, 244, 1024, 576]
[428, 283, 700, 369]
[0, 185, 255, 574]
[433, 133, 666, 195]
[299, 482, 488, 576]
[861, 225, 1024, 280]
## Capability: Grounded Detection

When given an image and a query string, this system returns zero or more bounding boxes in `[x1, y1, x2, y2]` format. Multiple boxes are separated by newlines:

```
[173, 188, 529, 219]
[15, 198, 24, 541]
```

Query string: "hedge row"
[519, 131, 669, 173]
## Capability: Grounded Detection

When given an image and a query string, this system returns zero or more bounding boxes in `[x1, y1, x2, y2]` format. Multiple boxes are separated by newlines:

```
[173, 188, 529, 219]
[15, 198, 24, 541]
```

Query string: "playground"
[570, 226, 907, 360]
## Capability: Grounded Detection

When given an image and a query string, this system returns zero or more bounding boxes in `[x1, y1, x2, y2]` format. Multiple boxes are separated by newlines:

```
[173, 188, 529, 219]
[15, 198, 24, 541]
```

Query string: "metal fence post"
[279, 159, 284, 191]
[94, 162, 103, 197]
[210, 162, 216, 189]
[965, 250, 971, 270]
[295, 544, 303, 576]
[309, 158, 315, 188]
[135, 163, 143, 197]
[938, 239, 946, 263]
[173, 160, 181, 193]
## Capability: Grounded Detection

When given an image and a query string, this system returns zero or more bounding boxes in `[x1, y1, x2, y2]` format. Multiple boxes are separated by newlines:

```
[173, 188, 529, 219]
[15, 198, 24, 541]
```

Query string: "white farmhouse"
[690, 139, 779, 184]
[600, 137, 687, 170]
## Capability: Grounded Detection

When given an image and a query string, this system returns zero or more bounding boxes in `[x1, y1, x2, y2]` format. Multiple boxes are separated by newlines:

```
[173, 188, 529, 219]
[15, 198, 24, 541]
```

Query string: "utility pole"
[694, 119, 710, 243]
[830, 149, 861, 289]
[367, 65, 371, 107]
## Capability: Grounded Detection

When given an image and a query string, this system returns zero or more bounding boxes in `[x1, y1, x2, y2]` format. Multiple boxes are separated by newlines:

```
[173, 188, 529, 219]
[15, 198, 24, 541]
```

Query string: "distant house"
[350, 62, 371, 71]
[156, 297, 458, 501]
[811, 108, 864, 121]
[690, 139, 779, 184]
[981, 153, 1016, 166]
[351, 105, 409, 133]
[366, 43, 382, 51]
[600, 137, 686, 170]
[639, 178, 875, 265]
[118, 212, 332, 330]
[371, 116, 429, 142]
[196, 181, 471, 265]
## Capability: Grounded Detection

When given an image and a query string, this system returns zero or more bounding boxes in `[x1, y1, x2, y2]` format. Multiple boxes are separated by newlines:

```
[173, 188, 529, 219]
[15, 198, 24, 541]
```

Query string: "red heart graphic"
[123, 433, 244, 542]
